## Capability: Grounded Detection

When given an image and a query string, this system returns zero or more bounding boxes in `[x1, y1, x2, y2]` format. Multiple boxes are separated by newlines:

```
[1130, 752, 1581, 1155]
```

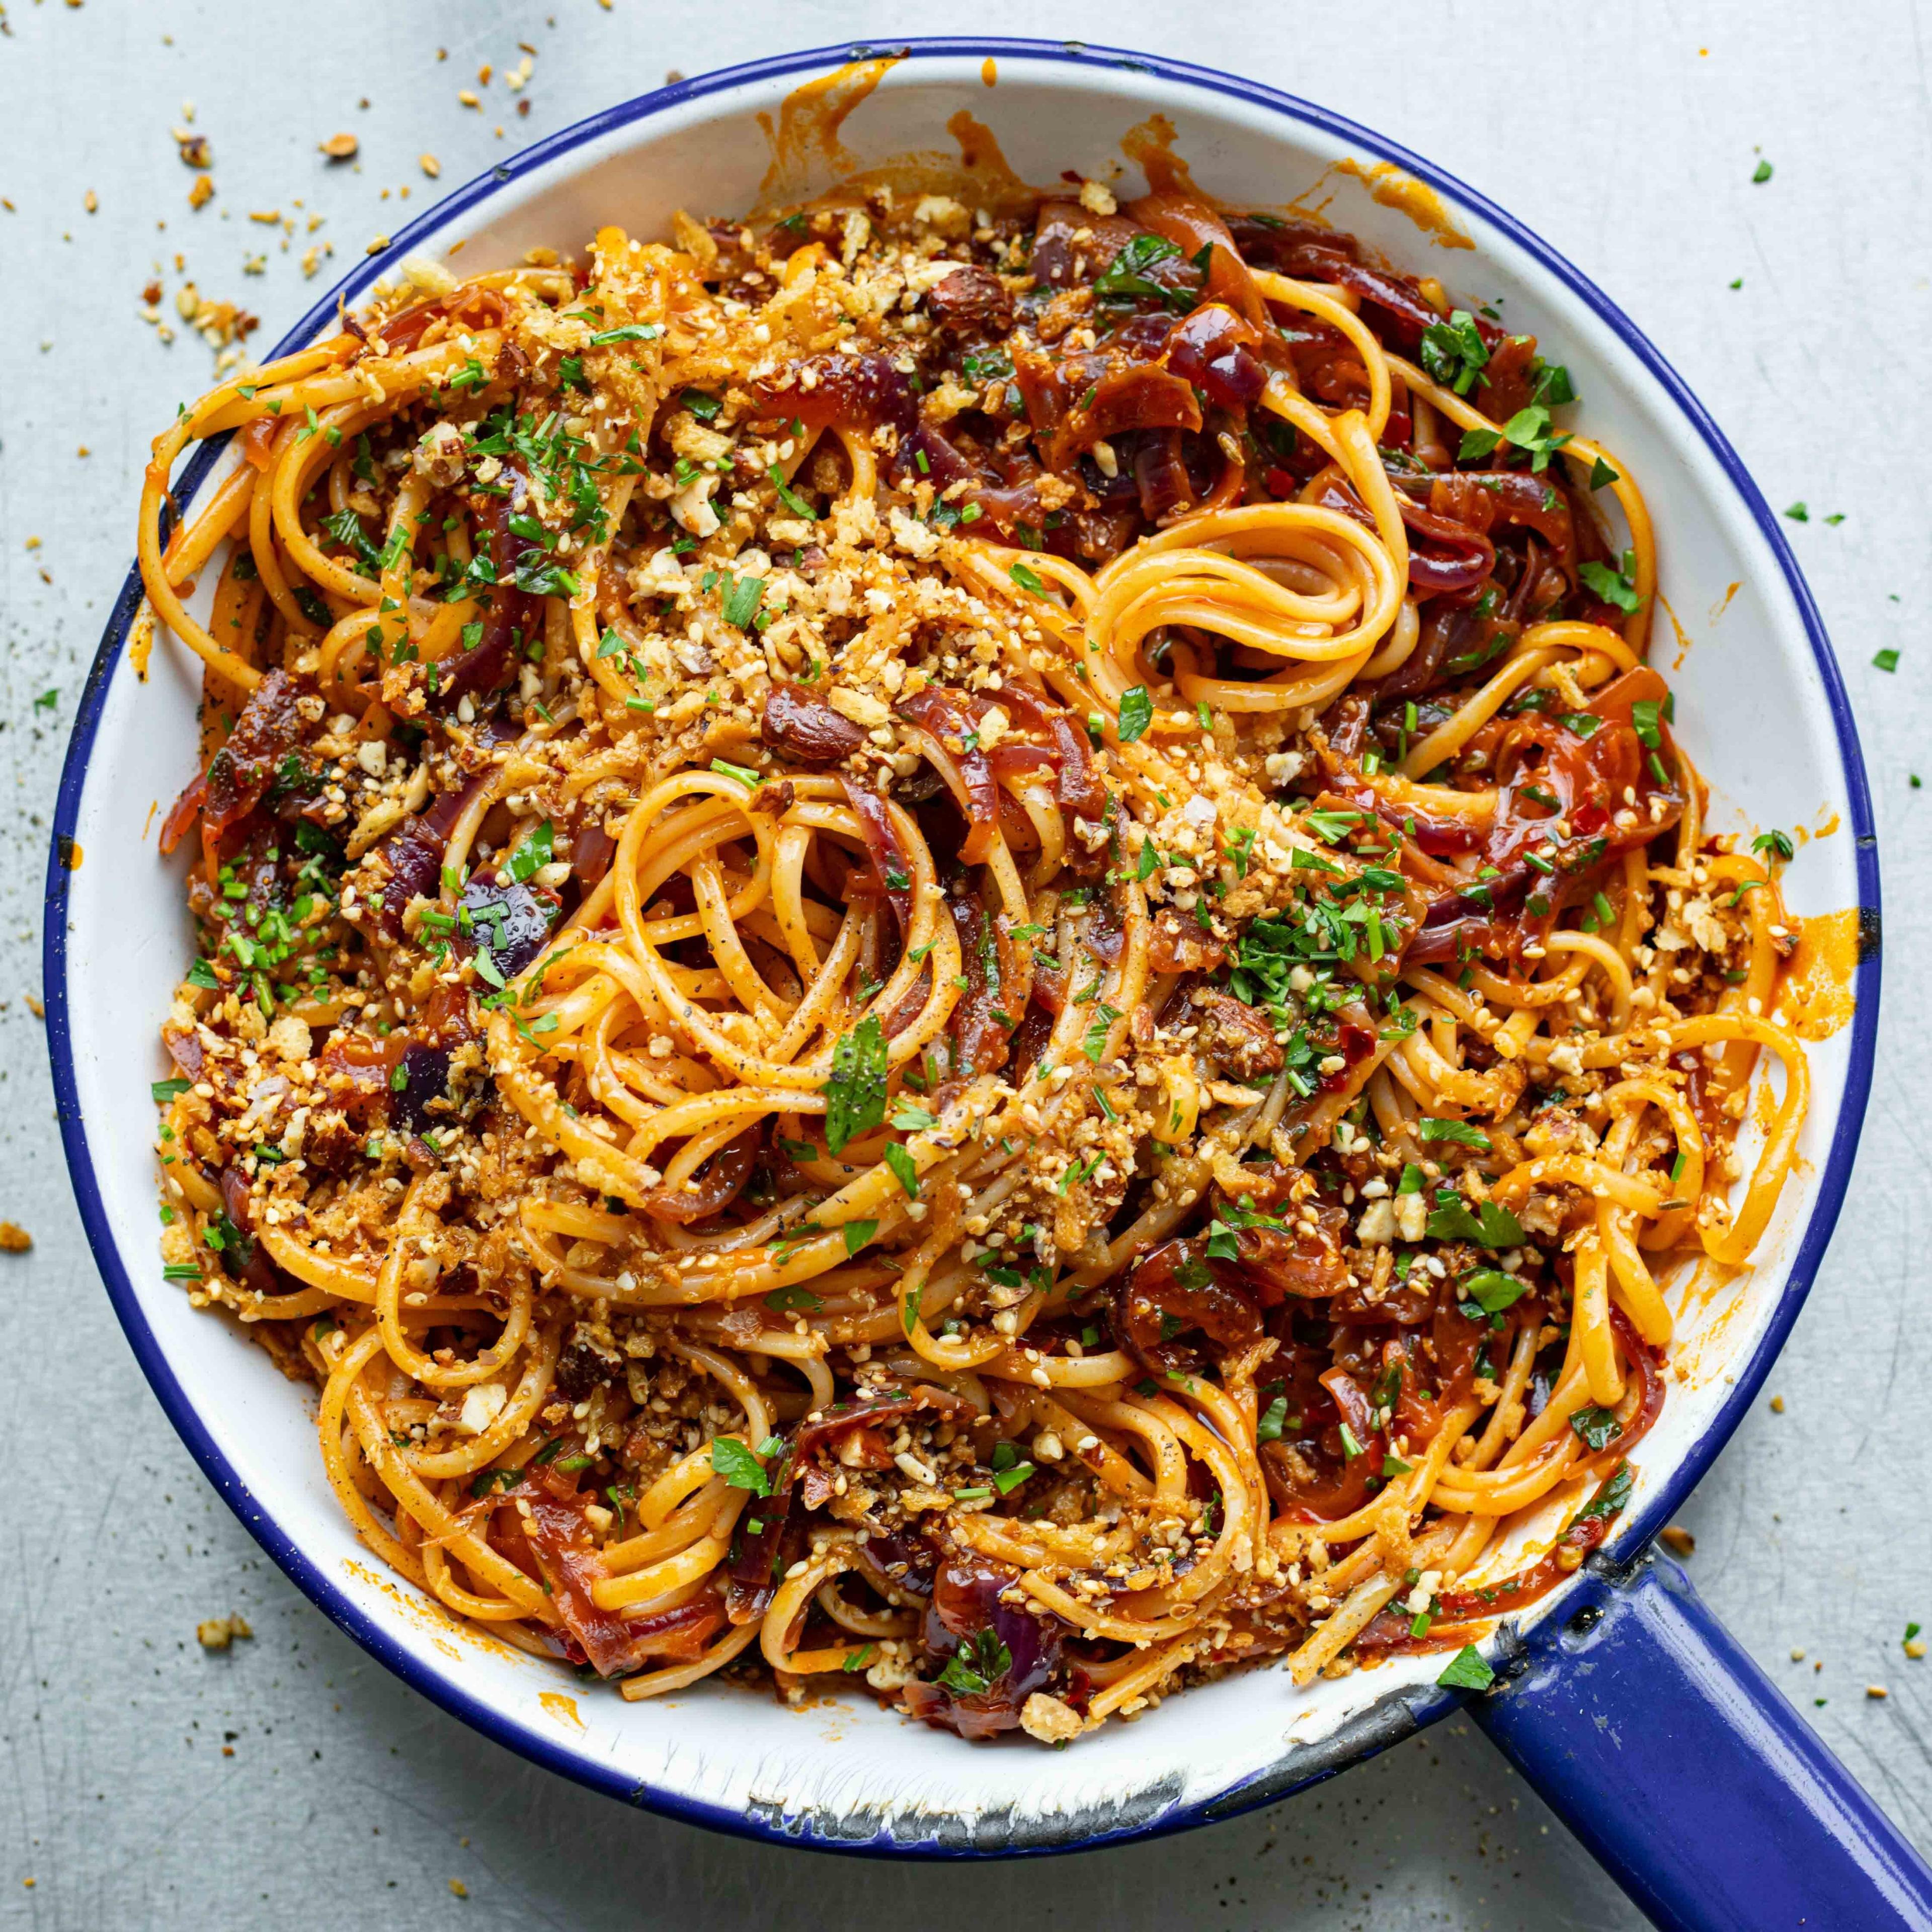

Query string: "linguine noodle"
[137, 172, 1805, 1741]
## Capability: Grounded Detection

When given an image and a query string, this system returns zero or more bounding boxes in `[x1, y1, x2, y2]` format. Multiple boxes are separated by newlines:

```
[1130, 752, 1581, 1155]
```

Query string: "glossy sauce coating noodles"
[138, 173, 1806, 1739]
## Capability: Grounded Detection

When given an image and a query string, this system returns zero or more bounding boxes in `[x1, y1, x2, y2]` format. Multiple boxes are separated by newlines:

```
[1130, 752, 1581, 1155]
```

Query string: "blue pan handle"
[1473, 1551, 1932, 1929]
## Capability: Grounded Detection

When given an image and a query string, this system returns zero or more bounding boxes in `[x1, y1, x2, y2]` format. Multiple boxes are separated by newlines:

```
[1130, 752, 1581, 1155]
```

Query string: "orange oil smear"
[1121, 112, 1200, 199]
[1777, 908, 1859, 1040]
[1790, 804, 1838, 849]
[1709, 581, 1741, 625]
[538, 1691, 585, 1730]
[1675, 1255, 1744, 1329]
[1657, 590, 1693, 669]
[1671, 1276, 1752, 1389]
[756, 55, 902, 207]
[1332, 159, 1474, 248]
[943, 109, 1034, 212]
[343, 1557, 518, 1661]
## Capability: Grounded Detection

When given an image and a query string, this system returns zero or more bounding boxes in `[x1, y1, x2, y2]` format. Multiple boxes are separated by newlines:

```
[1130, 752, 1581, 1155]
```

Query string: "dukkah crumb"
[128, 167, 1808, 1744]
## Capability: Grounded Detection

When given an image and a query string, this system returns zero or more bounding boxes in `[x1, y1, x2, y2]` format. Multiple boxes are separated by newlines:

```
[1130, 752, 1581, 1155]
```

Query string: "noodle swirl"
[137, 170, 1808, 1741]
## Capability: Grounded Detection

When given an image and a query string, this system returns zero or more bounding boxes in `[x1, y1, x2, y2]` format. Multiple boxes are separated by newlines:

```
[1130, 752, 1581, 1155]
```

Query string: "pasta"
[136, 169, 1805, 1742]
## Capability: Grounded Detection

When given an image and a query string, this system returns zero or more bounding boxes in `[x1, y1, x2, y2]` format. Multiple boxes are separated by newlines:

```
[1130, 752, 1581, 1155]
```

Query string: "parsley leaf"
[505, 820, 553, 883]
[823, 1015, 887, 1155]
[1578, 1459, 1635, 1522]
[1417, 1117, 1491, 1150]
[1425, 1192, 1523, 1249]
[935, 1628, 1012, 1696]
[1117, 686, 1154, 743]
[709, 1436, 770, 1496]
[1418, 309, 1489, 396]
[765, 1284, 824, 1312]
[1092, 232, 1184, 302]
[1461, 1267, 1529, 1314]
[882, 1141, 920, 1199]
[1580, 556, 1643, 613]
[1437, 1646, 1495, 1692]
[1570, 1405, 1624, 1451]
[961, 345, 1014, 386]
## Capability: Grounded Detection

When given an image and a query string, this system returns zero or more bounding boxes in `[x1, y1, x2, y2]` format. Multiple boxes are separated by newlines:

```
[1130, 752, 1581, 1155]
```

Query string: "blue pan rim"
[43, 32, 1880, 1861]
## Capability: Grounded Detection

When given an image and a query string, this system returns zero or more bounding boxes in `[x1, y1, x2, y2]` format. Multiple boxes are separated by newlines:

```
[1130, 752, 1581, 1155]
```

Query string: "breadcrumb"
[196, 1614, 254, 1650]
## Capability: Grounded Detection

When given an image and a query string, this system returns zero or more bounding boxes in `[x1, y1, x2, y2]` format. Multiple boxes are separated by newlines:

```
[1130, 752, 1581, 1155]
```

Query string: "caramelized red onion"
[763, 683, 867, 764]
[1165, 302, 1267, 411]
[435, 465, 539, 710]
[903, 1553, 1065, 1740]
[837, 776, 914, 937]
[897, 688, 1001, 864]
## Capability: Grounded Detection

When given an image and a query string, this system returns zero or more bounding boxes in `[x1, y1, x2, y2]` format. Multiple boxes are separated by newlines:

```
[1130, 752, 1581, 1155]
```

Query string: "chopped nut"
[319, 132, 359, 160]
[0, 1222, 31, 1253]
[1659, 1525, 1696, 1558]
[196, 1614, 253, 1650]
[1019, 1691, 1084, 1743]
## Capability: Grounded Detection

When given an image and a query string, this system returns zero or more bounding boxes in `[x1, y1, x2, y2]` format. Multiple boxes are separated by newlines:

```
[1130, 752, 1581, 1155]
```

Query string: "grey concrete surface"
[2, 2, 1929, 1925]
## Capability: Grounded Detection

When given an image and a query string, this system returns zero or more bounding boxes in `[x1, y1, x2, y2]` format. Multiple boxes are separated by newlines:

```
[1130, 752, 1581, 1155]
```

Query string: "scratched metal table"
[3, 3, 1928, 1925]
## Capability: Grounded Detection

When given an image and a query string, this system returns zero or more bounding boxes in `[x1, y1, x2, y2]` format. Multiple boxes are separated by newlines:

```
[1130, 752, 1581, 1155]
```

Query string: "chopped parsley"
[1427, 1191, 1524, 1249]
[1571, 1406, 1624, 1451]
[1092, 232, 1184, 303]
[1579, 550, 1642, 613]
[1418, 309, 1489, 396]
